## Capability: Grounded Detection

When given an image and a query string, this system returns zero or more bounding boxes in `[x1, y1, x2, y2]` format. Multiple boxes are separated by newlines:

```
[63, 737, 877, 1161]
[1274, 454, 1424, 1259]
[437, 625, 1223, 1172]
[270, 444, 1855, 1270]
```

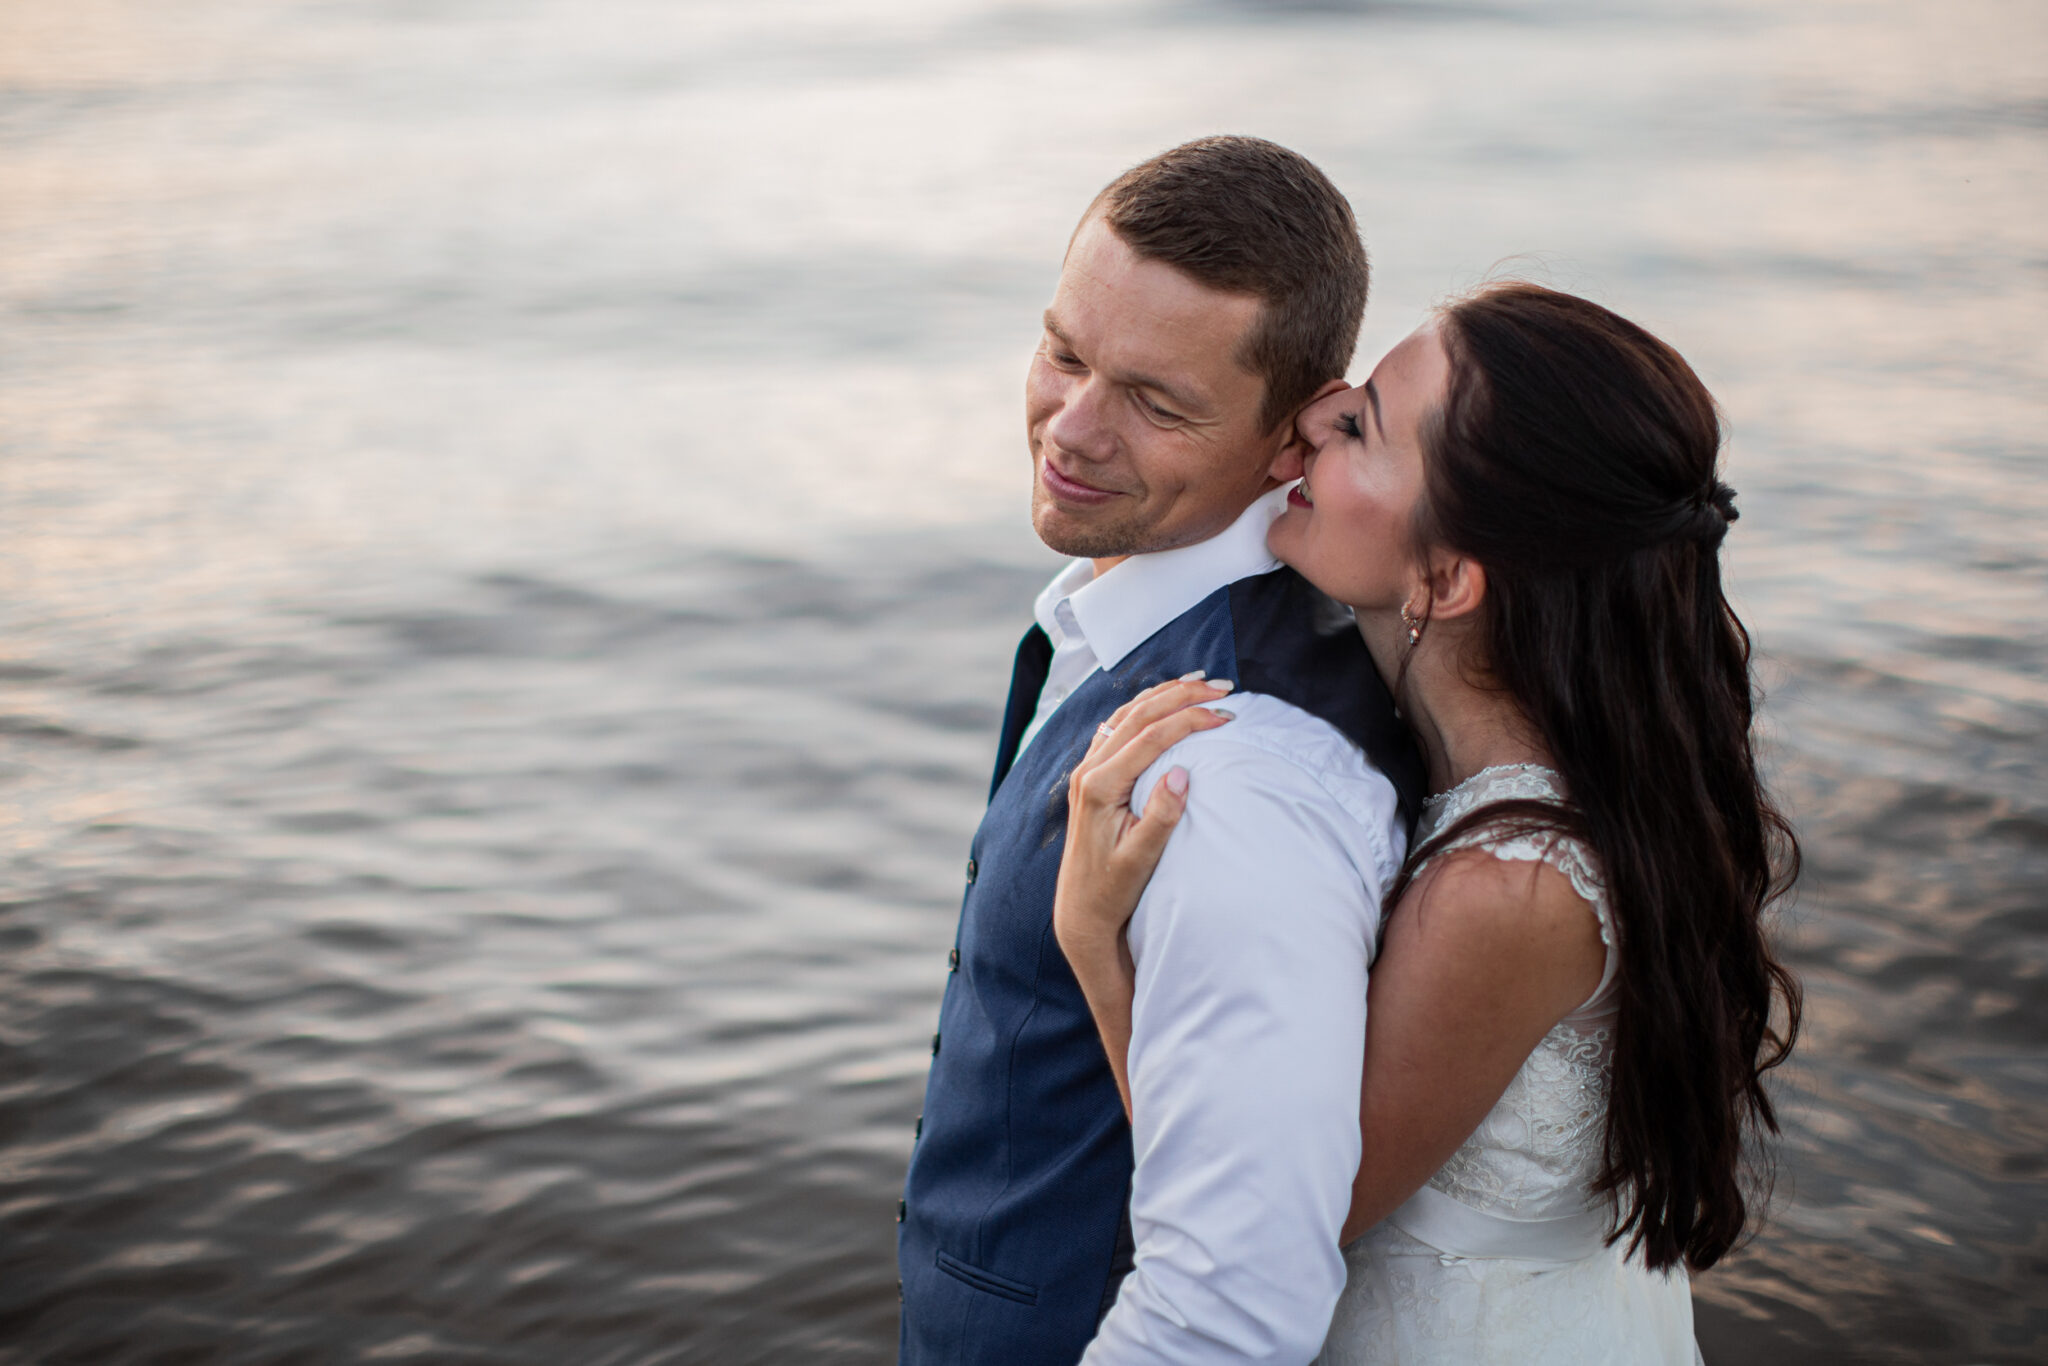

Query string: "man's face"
[1026, 215, 1283, 565]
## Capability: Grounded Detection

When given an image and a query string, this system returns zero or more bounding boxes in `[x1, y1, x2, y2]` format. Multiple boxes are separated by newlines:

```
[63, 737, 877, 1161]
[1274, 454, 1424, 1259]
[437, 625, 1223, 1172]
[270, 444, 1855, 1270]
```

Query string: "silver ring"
[1095, 721, 1115, 740]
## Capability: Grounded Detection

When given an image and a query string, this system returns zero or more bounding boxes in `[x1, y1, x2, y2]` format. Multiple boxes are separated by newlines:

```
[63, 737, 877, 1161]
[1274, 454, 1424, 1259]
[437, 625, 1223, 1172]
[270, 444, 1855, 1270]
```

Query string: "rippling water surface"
[3, 1, 2044, 1361]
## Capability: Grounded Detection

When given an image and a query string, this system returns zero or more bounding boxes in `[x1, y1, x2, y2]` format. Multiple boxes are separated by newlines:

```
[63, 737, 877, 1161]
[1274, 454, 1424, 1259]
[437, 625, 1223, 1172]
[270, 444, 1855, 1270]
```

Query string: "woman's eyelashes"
[1336, 411, 1365, 440]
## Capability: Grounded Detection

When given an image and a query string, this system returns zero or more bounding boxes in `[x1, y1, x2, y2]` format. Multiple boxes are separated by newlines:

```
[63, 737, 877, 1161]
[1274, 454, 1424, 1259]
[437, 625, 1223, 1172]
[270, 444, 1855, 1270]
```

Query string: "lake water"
[2, 0, 2043, 1361]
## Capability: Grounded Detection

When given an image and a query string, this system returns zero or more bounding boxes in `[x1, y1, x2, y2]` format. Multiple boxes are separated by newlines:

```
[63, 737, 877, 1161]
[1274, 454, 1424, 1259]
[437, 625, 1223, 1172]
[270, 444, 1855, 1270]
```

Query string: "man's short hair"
[1092, 136, 1368, 434]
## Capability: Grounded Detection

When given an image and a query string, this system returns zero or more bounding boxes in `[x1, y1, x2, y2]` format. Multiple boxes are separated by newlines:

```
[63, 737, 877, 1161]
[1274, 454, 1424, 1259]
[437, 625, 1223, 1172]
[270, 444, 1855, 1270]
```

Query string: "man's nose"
[1042, 376, 1117, 463]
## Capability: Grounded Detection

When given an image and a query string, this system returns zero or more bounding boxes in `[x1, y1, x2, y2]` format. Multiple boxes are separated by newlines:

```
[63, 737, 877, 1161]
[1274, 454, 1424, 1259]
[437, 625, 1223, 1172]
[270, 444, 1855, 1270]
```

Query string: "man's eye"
[1046, 345, 1083, 369]
[1336, 413, 1364, 439]
[1141, 395, 1182, 422]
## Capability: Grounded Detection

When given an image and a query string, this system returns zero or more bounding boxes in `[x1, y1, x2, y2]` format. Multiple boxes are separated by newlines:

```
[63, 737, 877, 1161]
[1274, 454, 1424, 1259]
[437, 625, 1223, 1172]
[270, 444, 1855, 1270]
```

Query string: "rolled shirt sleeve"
[1081, 703, 1395, 1365]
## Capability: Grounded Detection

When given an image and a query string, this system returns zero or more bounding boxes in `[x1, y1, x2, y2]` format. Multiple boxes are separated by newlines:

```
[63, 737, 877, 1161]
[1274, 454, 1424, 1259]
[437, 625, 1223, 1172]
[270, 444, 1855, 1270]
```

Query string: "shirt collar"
[1032, 484, 1290, 670]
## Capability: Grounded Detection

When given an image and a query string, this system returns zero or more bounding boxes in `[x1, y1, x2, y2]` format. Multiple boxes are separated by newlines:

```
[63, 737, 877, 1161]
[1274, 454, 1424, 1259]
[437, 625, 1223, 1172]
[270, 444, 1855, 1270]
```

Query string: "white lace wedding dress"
[1316, 765, 1705, 1366]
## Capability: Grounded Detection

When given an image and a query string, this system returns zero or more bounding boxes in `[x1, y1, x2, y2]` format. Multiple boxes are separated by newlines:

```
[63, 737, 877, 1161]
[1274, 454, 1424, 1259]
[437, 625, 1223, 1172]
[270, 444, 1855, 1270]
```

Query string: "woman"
[1053, 283, 1801, 1363]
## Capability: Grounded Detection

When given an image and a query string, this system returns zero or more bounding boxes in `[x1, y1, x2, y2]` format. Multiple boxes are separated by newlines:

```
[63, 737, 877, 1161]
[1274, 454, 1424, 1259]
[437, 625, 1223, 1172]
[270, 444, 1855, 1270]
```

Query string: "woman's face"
[1267, 321, 1453, 613]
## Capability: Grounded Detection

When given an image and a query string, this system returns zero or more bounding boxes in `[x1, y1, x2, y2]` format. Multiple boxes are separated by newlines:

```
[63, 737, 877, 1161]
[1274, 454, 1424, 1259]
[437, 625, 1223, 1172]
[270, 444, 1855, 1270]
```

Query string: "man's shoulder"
[1220, 567, 1426, 825]
[1142, 692, 1391, 807]
[1187, 690, 1367, 769]
[1132, 691, 1404, 886]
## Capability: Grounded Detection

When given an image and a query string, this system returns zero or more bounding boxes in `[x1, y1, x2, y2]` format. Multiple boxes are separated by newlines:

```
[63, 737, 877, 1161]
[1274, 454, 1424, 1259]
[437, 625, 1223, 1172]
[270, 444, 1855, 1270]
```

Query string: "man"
[898, 136, 1425, 1365]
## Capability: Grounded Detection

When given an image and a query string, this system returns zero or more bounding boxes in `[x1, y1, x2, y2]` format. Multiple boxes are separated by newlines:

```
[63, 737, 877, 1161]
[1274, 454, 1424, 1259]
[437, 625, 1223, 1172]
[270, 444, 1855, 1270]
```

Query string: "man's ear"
[1424, 550, 1487, 624]
[1265, 378, 1353, 483]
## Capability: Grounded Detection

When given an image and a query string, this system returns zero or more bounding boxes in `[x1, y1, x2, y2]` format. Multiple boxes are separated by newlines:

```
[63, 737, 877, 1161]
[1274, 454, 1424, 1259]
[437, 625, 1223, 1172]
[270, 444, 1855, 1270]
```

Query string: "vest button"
[947, 947, 960, 971]
[897, 1277, 904, 1303]
[896, 1198, 906, 1224]
[965, 857, 977, 883]
[931, 1032, 942, 1055]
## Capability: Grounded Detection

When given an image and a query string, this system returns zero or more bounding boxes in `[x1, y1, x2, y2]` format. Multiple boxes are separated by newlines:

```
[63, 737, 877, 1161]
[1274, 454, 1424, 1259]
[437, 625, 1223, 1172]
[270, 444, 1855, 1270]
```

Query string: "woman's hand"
[1055, 673, 1236, 950]
[1053, 673, 1236, 1117]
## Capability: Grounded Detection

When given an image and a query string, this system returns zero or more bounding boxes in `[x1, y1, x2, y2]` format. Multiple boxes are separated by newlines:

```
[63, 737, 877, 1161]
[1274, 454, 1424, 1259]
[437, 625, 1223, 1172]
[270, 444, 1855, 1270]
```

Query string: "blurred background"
[1, 0, 2043, 1361]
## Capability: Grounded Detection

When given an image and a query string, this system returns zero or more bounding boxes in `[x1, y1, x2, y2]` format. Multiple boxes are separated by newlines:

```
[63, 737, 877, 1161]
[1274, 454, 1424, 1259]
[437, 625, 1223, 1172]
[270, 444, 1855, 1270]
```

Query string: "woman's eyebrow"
[1362, 379, 1386, 439]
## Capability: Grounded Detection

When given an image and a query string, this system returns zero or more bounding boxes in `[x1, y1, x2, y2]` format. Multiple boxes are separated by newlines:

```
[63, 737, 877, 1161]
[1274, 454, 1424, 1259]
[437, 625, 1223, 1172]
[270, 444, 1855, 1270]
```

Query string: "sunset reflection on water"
[2, 1, 2043, 1362]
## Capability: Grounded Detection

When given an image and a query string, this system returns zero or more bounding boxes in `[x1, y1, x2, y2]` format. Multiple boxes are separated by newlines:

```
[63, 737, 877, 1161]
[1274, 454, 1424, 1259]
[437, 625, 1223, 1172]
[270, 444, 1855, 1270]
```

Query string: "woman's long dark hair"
[1388, 283, 1801, 1274]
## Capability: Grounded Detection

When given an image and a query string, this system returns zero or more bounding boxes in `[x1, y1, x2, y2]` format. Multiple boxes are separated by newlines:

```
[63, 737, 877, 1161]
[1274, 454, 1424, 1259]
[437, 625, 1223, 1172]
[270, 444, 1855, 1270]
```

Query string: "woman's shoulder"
[1394, 845, 1611, 1019]
[1418, 765, 1608, 918]
[1405, 842, 1606, 953]
[1404, 763, 1618, 1010]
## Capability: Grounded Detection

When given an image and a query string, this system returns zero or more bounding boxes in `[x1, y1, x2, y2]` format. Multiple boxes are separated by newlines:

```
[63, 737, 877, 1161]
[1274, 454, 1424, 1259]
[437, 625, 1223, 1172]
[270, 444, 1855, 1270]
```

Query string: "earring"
[1400, 600, 1423, 648]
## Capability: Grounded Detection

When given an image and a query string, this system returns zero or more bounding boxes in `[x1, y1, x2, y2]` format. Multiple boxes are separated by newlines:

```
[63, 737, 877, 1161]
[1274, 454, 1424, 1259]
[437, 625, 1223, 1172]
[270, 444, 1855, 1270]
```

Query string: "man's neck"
[1089, 555, 1127, 577]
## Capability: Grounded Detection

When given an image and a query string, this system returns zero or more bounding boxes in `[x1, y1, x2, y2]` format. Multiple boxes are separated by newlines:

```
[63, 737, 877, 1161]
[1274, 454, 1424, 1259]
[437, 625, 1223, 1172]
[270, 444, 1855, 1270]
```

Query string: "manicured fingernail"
[1164, 766, 1189, 795]
[1178, 670, 1207, 681]
[1208, 679, 1235, 693]
[1208, 708, 1235, 721]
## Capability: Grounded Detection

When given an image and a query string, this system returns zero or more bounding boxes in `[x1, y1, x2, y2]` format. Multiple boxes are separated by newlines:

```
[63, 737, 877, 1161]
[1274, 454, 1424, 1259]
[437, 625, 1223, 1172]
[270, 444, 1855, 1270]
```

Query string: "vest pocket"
[934, 1250, 1040, 1306]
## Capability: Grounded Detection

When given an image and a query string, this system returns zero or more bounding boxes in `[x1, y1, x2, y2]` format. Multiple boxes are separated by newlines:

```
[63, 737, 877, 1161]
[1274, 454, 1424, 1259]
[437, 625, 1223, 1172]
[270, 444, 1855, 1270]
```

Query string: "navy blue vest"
[897, 565, 1424, 1366]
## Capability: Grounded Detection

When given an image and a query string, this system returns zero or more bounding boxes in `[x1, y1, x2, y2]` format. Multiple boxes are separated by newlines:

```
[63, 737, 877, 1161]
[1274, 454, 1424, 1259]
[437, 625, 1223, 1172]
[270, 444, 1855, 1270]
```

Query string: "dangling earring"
[1400, 600, 1423, 648]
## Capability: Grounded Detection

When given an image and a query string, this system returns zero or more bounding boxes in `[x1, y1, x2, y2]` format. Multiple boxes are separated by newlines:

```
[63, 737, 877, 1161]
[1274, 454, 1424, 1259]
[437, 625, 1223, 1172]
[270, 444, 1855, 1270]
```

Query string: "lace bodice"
[1410, 765, 1617, 1224]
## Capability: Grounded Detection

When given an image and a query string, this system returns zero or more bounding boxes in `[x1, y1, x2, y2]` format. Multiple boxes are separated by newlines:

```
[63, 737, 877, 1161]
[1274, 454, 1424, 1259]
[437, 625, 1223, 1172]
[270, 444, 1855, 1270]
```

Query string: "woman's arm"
[1340, 847, 1608, 1242]
[1058, 908, 1139, 1120]
[1052, 676, 1237, 1118]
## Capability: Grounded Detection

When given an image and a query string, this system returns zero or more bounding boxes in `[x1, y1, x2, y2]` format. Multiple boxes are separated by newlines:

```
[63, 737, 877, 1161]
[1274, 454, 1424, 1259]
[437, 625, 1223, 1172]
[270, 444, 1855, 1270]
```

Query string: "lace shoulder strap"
[1413, 765, 1618, 1003]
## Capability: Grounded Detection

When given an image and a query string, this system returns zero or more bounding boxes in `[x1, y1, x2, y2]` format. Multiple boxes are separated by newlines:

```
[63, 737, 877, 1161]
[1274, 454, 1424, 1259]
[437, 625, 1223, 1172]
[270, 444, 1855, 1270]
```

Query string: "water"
[2, 0, 2043, 1361]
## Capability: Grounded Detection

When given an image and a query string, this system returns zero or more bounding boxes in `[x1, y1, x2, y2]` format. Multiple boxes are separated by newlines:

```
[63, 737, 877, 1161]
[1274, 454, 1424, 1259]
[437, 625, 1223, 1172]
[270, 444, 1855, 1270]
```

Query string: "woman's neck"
[1360, 616, 1550, 794]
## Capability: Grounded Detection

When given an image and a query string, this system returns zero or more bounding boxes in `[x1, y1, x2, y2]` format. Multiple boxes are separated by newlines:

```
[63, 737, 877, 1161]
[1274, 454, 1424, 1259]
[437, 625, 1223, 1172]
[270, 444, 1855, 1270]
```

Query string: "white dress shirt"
[1018, 489, 1408, 1365]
